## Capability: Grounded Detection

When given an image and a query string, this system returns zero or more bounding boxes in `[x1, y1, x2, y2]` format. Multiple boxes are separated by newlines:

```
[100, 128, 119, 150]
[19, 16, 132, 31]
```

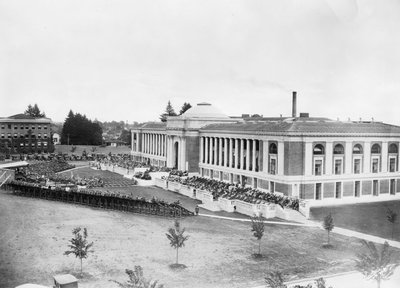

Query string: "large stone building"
[0, 114, 53, 155]
[131, 93, 400, 201]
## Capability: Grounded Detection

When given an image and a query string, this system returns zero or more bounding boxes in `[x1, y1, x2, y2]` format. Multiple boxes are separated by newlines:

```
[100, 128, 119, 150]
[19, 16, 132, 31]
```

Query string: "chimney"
[292, 91, 297, 118]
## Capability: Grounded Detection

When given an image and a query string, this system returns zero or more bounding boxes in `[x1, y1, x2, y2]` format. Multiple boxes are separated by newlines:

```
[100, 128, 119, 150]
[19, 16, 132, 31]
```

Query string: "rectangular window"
[20, 142, 24, 147]
[354, 159, 361, 174]
[315, 183, 322, 200]
[355, 181, 361, 197]
[390, 179, 396, 195]
[31, 126, 35, 130]
[1, 125, 4, 129]
[389, 158, 396, 172]
[270, 181, 275, 193]
[7, 133, 11, 138]
[13, 133, 17, 138]
[0, 133, 4, 139]
[7, 124, 11, 129]
[314, 159, 323, 175]
[335, 182, 342, 198]
[269, 158, 276, 175]
[372, 158, 379, 173]
[38, 134, 41, 139]
[25, 125, 29, 129]
[373, 180, 379, 196]
[44, 133, 47, 138]
[43, 142, 47, 147]
[20, 125, 24, 129]
[44, 125, 48, 129]
[334, 159, 342, 175]
[38, 125, 41, 129]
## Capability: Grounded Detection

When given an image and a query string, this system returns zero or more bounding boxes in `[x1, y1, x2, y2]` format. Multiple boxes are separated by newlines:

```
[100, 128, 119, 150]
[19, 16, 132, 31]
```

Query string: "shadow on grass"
[251, 253, 268, 261]
[169, 263, 187, 271]
[321, 243, 334, 249]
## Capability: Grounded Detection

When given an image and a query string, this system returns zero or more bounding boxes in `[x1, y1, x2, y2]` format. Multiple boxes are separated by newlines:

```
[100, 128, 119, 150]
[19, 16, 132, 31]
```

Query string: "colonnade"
[133, 132, 167, 157]
[200, 136, 261, 172]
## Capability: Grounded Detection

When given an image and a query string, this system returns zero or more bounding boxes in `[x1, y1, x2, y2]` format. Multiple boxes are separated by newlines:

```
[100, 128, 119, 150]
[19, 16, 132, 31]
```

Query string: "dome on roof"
[182, 103, 229, 119]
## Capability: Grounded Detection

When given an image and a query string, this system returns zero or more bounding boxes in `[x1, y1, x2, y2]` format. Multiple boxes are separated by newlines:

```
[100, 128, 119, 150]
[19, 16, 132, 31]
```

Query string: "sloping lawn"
[2, 190, 398, 288]
[310, 201, 400, 241]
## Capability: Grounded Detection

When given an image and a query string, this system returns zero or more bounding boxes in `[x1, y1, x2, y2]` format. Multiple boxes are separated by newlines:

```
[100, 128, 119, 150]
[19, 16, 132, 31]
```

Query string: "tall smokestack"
[292, 91, 297, 118]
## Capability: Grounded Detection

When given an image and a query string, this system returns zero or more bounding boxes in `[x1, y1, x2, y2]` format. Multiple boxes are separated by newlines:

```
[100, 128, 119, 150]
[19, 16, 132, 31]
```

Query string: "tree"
[355, 240, 399, 288]
[159, 101, 177, 122]
[179, 102, 192, 115]
[386, 208, 397, 239]
[111, 266, 164, 288]
[322, 213, 334, 247]
[61, 110, 103, 145]
[119, 129, 132, 145]
[64, 227, 94, 275]
[165, 220, 189, 266]
[24, 103, 46, 118]
[251, 214, 265, 256]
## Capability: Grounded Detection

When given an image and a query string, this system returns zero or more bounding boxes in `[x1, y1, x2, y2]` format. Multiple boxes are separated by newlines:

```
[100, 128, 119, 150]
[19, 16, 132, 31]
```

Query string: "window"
[38, 125, 41, 130]
[44, 125, 48, 129]
[355, 181, 361, 197]
[44, 133, 48, 138]
[314, 159, 323, 175]
[334, 159, 343, 175]
[20, 142, 24, 147]
[313, 144, 325, 155]
[20, 125, 24, 129]
[269, 158, 276, 174]
[390, 179, 396, 195]
[371, 144, 381, 154]
[373, 180, 379, 196]
[13, 133, 17, 138]
[270, 181, 275, 193]
[353, 144, 363, 154]
[38, 134, 41, 139]
[353, 158, 361, 174]
[7, 124, 11, 129]
[1, 125, 4, 129]
[0, 133, 4, 139]
[333, 144, 344, 154]
[389, 143, 398, 154]
[372, 158, 379, 173]
[335, 182, 342, 199]
[25, 125, 29, 129]
[269, 143, 277, 154]
[31, 125, 35, 130]
[389, 157, 396, 172]
[44, 142, 47, 146]
[7, 133, 11, 138]
[315, 183, 322, 200]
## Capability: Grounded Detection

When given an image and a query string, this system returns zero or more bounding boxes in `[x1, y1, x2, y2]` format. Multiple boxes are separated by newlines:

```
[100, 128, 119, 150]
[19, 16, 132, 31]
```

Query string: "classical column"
[144, 133, 147, 154]
[382, 142, 388, 173]
[325, 142, 333, 175]
[200, 136, 204, 163]
[215, 137, 219, 165]
[141, 133, 144, 153]
[240, 139, 244, 170]
[224, 138, 228, 167]
[246, 139, 251, 171]
[364, 142, 371, 173]
[235, 138, 239, 169]
[263, 140, 268, 173]
[345, 141, 353, 174]
[219, 137, 223, 166]
[205, 137, 209, 164]
[304, 141, 313, 176]
[229, 138, 233, 167]
[278, 141, 284, 175]
[252, 139, 257, 171]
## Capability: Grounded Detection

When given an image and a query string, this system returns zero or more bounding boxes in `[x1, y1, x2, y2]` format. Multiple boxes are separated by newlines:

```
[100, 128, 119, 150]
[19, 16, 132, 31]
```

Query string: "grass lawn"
[310, 201, 400, 241]
[2, 190, 399, 288]
[55, 144, 131, 155]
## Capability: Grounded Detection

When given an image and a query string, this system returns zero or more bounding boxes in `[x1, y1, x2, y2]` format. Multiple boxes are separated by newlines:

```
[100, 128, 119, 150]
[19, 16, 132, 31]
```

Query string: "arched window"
[269, 143, 277, 154]
[389, 143, 398, 154]
[371, 144, 381, 154]
[313, 144, 325, 155]
[353, 144, 363, 154]
[333, 144, 344, 155]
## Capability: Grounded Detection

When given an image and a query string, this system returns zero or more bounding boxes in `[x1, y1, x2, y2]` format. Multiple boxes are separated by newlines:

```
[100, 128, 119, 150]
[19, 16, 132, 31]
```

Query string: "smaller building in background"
[0, 114, 54, 155]
[53, 132, 61, 145]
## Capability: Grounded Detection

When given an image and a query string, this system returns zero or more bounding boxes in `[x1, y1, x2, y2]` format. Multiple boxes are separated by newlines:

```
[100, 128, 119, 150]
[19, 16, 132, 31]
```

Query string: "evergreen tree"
[61, 110, 103, 145]
[24, 103, 46, 118]
[179, 102, 192, 115]
[160, 101, 177, 122]
[64, 227, 94, 275]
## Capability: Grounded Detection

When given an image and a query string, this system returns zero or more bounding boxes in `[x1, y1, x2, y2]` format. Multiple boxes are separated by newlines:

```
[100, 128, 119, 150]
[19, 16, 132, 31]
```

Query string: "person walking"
[195, 205, 199, 215]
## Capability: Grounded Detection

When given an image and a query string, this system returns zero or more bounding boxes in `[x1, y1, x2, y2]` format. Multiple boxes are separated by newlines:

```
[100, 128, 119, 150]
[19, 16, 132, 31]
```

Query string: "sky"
[1, 0, 400, 125]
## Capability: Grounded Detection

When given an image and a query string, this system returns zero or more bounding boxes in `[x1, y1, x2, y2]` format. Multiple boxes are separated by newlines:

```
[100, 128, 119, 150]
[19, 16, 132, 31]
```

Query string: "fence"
[4, 181, 194, 218]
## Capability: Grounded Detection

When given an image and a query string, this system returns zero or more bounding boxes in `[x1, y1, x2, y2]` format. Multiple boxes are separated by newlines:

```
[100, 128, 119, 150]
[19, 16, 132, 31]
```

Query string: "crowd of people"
[16, 160, 75, 182]
[47, 174, 105, 188]
[166, 175, 299, 210]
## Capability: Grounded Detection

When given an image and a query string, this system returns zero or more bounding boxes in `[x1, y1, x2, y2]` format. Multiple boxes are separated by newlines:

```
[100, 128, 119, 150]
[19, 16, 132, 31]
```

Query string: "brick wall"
[362, 180, 372, 195]
[323, 182, 334, 198]
[343, 181, 354, 197]
[380, 179, 389, 194]
[284, 142, 304, 176]
[185, 136, 200, 172]
[300, 183, 314, 199]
